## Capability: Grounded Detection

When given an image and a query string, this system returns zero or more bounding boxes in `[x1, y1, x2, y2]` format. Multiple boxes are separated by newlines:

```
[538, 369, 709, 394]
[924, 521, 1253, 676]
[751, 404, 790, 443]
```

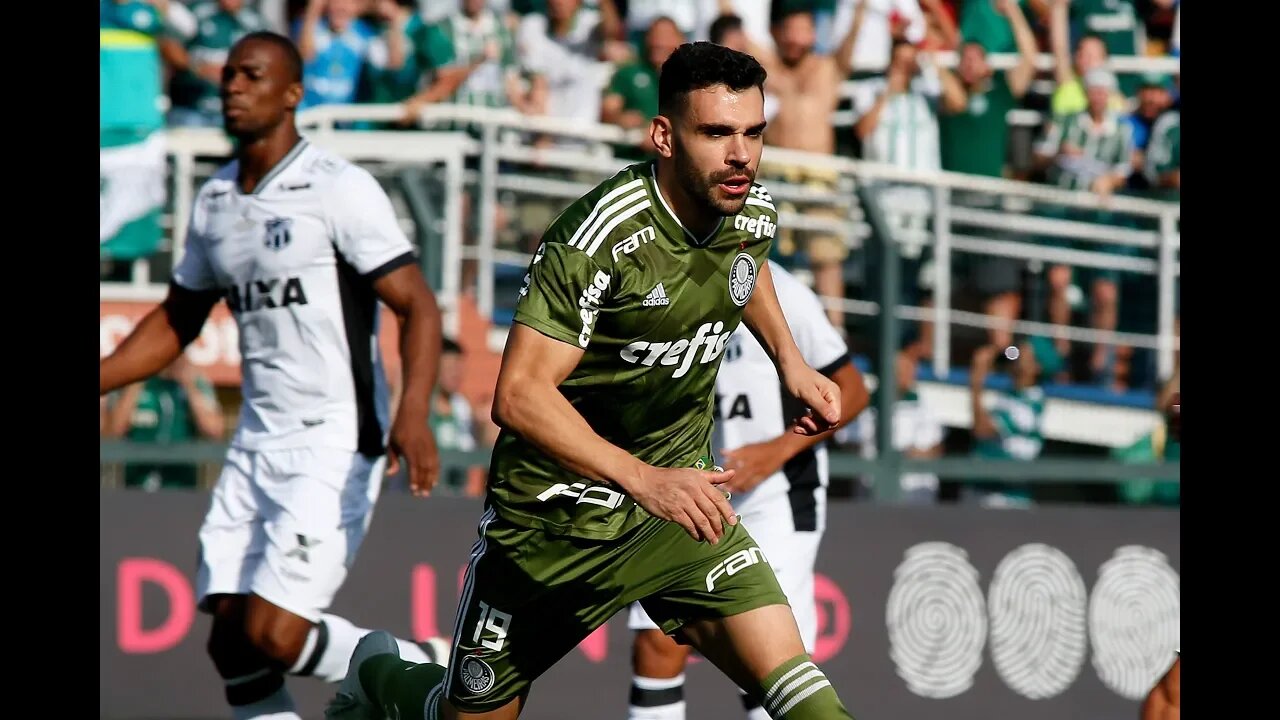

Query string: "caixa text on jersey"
[224, 276, 309, 313]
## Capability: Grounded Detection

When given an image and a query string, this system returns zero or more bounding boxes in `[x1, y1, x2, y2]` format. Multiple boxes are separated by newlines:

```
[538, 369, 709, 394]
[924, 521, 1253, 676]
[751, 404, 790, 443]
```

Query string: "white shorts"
[195, 446, 384, 622]
[627, 497, 824, 652]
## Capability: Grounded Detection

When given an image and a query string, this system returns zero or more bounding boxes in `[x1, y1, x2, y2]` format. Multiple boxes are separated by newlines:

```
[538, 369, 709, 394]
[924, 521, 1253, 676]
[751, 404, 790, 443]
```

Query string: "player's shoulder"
[725, 180, 780, 242]
[295, 141, 354, 180]
[743, 179, 777, 216]
[296, 142, 385, 197]
[539, 162, 654, 265]
[195, 160, 239, 202]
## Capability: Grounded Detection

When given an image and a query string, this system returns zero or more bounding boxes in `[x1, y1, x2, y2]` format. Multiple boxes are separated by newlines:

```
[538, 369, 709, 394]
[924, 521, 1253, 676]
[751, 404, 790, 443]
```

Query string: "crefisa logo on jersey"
[264, 217, 293, 251]
[460, 655, 496, 695]
[729, 252, 757, 307]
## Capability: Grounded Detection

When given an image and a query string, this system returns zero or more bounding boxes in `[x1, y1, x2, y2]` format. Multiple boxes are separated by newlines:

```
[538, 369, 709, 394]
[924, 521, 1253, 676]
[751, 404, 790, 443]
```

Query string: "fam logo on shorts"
[264, 217, 293, 251]
[460, 655, 496, 695]
[729, 252, 757, 307]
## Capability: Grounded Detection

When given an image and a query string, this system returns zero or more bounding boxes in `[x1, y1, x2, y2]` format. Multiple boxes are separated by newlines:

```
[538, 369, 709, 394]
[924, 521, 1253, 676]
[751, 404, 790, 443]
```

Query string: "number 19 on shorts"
[473, 602, 513, 652]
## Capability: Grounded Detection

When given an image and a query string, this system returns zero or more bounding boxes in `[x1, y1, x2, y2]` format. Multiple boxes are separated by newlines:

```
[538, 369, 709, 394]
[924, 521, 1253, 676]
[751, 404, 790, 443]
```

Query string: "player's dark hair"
[709, 14, 743, 45]
[236, 31, 305, 84]
[658, 41, 767, 116]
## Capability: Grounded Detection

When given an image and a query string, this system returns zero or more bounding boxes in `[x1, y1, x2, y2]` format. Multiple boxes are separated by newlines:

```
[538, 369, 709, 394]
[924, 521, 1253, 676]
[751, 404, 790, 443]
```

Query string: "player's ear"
[651, 116, 674, 158]
[284, 81, 303, 111]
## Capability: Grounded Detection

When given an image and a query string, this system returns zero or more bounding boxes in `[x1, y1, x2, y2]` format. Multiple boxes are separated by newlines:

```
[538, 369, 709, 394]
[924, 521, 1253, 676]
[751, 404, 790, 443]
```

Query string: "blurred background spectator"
[938, 0, 1037, 350]
[430, 338, 482, 493]
[602, 16, 685, 157]
[164, 0, 270, 127]
[965, 339, 1052, 508]
[101, 0, 170, 275]
[295, 0, 378, 109]
[848, 348, 946, 503]
[102, 354, 225, 491]
[104, 0, 1181, 506]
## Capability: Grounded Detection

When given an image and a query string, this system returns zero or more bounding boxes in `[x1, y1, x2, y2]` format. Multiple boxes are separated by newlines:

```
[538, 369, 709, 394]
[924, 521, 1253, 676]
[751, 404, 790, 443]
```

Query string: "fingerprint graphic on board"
[1090, 546, 1181, 699]
[886, 542, 987, 699]
[988, 543, 1089, 699]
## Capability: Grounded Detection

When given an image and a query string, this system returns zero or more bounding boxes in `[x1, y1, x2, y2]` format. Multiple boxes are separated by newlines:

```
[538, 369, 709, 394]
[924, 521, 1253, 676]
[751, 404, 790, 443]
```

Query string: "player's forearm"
[392, 291, 443, 428]
[742, 270, 806, 376]
[100, 308, 188, 395]
[771, 363, 869, 456]
[492, 379, 646, 489]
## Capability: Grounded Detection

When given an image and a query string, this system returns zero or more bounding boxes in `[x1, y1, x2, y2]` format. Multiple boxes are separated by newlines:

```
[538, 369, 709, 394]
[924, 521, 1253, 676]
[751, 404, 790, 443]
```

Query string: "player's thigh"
[196, 448, 267, 612]
[739, 510, 822, 652]
[631, 518, 791, 645]
[632, 516, 806, 688]
[444, 508, 643, 714]
[251, 447, 385, 622]
[679, 603, 808, 693]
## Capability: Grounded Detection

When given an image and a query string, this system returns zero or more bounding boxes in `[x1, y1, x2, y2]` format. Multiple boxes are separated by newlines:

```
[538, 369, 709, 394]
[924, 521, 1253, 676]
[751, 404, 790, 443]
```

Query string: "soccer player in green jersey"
[328, 41, 856, 720]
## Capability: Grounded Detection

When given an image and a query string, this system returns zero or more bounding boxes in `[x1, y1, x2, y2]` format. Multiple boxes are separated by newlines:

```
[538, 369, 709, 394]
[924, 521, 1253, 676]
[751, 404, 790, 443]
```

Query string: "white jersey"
[172, 139, 415, 456]
[712, 261, 850, 533]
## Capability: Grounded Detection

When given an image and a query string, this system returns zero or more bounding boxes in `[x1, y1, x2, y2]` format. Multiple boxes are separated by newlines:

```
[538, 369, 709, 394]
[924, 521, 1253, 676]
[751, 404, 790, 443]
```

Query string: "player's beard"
[674, 143, 753, 217]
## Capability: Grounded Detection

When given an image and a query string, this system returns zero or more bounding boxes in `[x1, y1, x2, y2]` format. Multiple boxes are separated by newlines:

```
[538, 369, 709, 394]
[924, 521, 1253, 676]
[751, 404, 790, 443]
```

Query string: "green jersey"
[490, 162, 777, 540]
[974, 385, 1046, 461]
[939, 72, 1017, 177]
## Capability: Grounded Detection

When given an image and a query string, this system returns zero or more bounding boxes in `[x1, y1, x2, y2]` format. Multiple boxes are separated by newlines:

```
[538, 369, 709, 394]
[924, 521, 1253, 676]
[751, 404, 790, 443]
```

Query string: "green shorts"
[443, 505, 789, 713]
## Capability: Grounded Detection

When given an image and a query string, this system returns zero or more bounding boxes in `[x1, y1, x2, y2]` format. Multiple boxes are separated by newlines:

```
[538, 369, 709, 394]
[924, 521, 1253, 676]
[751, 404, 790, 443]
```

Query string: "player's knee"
[242, 609, 310, 667]
[207, 620, 260, 678]
[633, 629, 687, 678]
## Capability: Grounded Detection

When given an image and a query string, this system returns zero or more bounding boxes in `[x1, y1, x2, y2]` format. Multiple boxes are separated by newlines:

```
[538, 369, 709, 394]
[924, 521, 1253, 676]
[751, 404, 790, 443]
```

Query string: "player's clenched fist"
[630, 467, 739, 544]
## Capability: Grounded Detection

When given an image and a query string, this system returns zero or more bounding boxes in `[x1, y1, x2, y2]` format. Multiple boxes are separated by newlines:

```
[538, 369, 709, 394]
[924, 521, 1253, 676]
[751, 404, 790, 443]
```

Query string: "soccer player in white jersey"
[625, 261, 870, 720]
[100, 32, 447, 720]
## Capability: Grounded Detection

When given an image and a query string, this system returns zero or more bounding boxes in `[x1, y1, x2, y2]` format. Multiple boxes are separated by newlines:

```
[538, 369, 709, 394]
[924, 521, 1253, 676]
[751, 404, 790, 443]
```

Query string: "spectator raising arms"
[294, 0, 377, 109]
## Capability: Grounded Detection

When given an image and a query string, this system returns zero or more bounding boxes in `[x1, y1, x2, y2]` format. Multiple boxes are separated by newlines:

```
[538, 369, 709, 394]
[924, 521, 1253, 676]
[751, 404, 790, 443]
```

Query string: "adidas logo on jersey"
[642, 283, 670, 307]
[619, 320, 733, 378]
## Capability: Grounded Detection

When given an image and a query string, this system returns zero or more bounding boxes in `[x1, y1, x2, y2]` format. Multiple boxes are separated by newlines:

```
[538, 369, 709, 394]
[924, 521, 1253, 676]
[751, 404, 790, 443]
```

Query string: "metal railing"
[137, 103, 1181, 383]
[105, 102, 1180, 502]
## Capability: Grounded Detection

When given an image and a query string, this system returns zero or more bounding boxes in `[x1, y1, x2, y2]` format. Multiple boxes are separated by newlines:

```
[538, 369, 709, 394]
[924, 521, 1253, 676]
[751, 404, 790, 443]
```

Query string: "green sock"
[756, 654, 855, 720]
[359, 656, 448, 719]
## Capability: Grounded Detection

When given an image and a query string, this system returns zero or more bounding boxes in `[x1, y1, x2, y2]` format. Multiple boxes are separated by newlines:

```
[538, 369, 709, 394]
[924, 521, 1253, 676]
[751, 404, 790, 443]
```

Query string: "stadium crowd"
[101, 0, 1181, 505]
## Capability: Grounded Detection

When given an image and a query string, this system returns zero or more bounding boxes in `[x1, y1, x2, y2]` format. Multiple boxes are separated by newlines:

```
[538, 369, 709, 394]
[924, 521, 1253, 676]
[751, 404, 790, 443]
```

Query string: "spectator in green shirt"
[937, 0, 1037, 350]
[602, 15, 684, 157]
[103, 355, 225, 491]
[965, 339, 1054, 508]
[939, 0, 1037, 179]
[960, 0, 1033, 53]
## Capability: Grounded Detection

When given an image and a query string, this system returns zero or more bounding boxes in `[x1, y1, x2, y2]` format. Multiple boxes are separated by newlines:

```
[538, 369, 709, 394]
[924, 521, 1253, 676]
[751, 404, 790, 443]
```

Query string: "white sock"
[288, 613, 435, 683]
[628, 674, 685, 720]
[230, 685, 300, 720]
